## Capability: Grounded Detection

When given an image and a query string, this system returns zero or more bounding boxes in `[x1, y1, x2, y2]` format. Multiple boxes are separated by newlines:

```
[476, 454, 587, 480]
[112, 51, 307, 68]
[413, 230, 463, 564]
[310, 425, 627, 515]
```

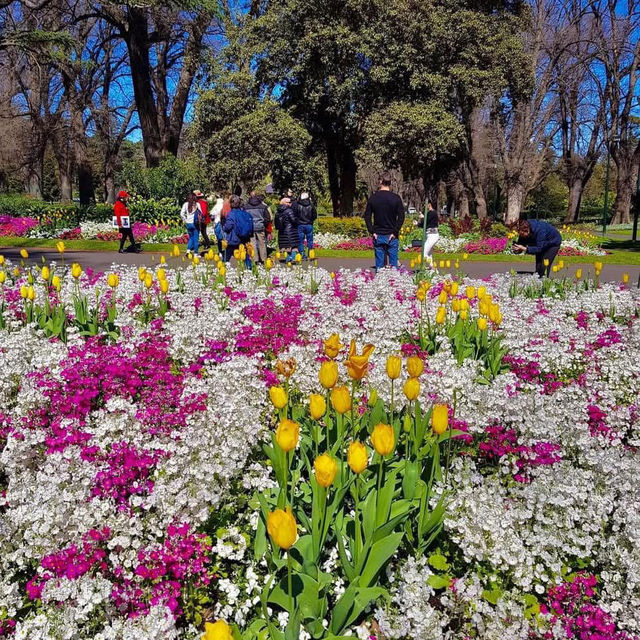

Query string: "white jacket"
[211, 198, 224, 225]
[180, 202, 201, 225]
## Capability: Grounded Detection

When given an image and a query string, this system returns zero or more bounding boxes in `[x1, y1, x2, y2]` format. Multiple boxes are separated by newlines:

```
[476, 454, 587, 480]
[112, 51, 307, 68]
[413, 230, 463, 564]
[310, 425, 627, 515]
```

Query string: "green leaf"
[359, 531, 403, 587]
[427, 552, 449, 571]
[427, 574, 451, 590]
[482, 587, 503, 605]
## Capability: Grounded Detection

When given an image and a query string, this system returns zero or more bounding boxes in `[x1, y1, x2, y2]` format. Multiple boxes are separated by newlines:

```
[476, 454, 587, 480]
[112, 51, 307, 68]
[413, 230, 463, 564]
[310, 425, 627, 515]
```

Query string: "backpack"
[234, 208, 254, 241]
[245, 205, 266, 232]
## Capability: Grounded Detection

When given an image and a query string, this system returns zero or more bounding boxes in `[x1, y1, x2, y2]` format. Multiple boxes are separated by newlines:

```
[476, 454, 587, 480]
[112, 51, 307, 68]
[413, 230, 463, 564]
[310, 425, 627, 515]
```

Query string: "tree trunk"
[504, 182, 526, 225]
[458, 190, 470, 219]
[472, 185, 487, 219]
[125, 9, 163, 167]
[77, 162, 93, 205]
[564, 177, 585, 223]
[59, 168, 73, 202]
[339, 146, 356, 216]
[104, 171, 116, 204]
[26, 168, 42, 199]
[611, 147, 639, 225]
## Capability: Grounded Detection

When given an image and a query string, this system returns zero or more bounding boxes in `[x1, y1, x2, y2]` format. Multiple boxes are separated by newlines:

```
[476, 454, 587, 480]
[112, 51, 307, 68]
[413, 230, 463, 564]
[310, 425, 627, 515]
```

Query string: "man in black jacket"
[244, 191, 271, 263]
[364, 172, 405, 270]
[295, 191, 317, 259]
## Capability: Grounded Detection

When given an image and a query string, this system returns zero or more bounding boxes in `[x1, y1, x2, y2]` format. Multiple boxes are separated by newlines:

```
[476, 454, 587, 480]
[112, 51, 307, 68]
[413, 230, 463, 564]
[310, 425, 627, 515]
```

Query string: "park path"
[1, 246, 639, 285]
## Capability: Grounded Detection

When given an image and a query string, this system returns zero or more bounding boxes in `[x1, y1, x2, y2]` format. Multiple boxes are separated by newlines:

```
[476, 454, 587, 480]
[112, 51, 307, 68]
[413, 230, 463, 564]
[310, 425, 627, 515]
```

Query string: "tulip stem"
[446, 391, 458, 486]
[390, 380, 395, 427]
[350, 381, 356, 439]
[354, 476, 362, 562]
[287, 552, 293, 613]
[376, 457, 384, 509]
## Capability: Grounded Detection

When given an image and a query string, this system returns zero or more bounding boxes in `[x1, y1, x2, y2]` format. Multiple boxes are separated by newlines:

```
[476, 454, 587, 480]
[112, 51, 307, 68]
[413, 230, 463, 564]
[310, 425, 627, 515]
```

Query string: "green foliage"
[317, 217, 368, 238]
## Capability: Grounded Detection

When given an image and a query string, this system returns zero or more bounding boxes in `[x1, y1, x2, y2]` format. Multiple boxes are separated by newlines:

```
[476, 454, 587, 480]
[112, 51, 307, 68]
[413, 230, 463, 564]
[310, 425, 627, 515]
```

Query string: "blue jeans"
[374, 234, 399, 270]
[186, 223, 199, 253]
[298, 224, 314, 258]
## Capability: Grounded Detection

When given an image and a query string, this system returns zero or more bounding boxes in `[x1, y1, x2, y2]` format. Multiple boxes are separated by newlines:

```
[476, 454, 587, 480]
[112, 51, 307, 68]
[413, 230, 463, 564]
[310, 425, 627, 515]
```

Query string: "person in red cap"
[113, 190, 138, 253]
[193, 190, 211, 250]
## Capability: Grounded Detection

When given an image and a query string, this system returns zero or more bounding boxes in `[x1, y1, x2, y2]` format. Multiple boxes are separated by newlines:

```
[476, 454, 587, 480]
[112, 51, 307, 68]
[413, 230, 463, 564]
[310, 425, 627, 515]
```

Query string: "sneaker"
[118, 249, 124, 253]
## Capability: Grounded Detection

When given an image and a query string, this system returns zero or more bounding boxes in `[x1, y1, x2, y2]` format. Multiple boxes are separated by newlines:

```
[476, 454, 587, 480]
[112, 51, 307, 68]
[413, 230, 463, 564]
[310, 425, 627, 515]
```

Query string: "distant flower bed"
[95, 222, 168, 242]
[462, 237, 509, 254]
[334, 236, 374, 250]
[0, 215, 39, 237]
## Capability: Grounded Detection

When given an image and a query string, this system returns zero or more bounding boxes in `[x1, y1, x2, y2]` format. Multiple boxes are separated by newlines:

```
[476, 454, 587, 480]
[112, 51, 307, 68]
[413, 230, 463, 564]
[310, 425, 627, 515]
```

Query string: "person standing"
[180, 192, 202, 257]
[113, 190, 138, 253]
[295, 191, 316, 260]
[364, 172, 405, 270]
[223, 195, 254, 266]
[512, 219, 562, 277]
[275, 197, 299, 262]
[211, 195, 224, 254]
[421, 201, 439, 267]
[245, 190, 271, 264]
[194, 190, 211, 250]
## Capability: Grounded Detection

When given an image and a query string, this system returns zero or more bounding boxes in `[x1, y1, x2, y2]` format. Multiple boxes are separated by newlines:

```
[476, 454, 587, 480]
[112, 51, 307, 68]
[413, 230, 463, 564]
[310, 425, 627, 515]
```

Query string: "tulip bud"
[385, 355, 402, 380]
[295, 252, 302, 263]
[269, 386, 288, 409]
[403, 414, 412, 433]
[144, 274, 153, 289]
[107, 273, 119, 288]
[431, 404, 449, 435]
[309, 249, 316, 260]
[20, 285, 28, 299]
[27, 286, 35, 301]
[314, 454, 338, 488]
[265, 258, 273, 270]
[435, 306, 446, 325]
[371, 423, 395, 457]
[478, 317, 488, 331]
[156, 268, 166, 281]
[0, 271, 5, 284]
[309, 394, 326, 420]
[267, 507, 297, 550]
[275, 418, 299, 452]
[416, 288, 426, 302]
[71, 263, 82, 279]
[466, 286, 475, 299]
[347, 441, 368, 474]
[330, 385, 351, 414]
[450, 282, 459, 296]
[477, 286, 487, 300]
[0, 255, 4, 265]
[406, 356, 424, 378]
[403, 377, 420, 401]
[622, 273, 629, 284]
[56, 241, 65, 254]
[160, 255, 166, 264]
[51, 275, 61, 291]
[41, 266, 50, 282]
[20, 249, 28, 259]
[438, 290, 448, 305]
[367, 389, 378, 407]
[575, 269, 582, 279]
[160, 279, 169, 294]
[319, 360, 339, 389]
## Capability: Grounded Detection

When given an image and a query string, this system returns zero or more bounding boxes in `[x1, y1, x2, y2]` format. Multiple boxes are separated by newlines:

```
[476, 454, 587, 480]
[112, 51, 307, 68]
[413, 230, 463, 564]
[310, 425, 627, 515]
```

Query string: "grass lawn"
[2, 236, 640, 265]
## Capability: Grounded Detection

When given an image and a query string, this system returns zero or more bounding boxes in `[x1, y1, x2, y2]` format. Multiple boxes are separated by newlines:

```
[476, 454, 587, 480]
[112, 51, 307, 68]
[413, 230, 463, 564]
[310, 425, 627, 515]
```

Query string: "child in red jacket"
[113, 191, 138, 253]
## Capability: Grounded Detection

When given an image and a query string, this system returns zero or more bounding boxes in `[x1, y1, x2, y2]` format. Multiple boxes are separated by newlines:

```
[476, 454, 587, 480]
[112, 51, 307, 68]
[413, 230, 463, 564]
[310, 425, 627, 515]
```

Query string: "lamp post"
[602, 135, 619, 236]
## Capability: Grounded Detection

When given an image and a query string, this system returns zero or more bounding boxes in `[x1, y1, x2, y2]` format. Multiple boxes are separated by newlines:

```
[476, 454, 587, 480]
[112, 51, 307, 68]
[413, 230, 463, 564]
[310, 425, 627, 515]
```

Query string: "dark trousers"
[535, 245, 560, 277]
[119, 227, 135, 251]
[199, 222, 211, 249]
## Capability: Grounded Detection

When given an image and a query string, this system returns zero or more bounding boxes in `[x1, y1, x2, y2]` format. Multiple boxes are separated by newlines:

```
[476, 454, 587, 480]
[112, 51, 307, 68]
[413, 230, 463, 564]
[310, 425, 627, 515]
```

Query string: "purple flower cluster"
[503, 355, 582, 395]
[334, 237, 374, 250]
[478, 424, 561, 483]
[26, 527, 111, 600]
[592, 327, 623, 350]
[0, 215, 38, 237]
[112, 523, 211, 618]
[541, 573, 638, 640]
[462, 237, 509, 254]
[587, 404, 615, 440]
[330, 273, 359, 306]
[89, 441, 168, 511]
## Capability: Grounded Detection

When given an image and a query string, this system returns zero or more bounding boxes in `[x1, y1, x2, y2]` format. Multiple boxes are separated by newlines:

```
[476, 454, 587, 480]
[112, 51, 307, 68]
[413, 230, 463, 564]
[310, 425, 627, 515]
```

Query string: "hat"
[280, 197, 291, 205]
[117, 190, 130, 199]
[300, 192, 309, 200]
[193, 190, 204, 197]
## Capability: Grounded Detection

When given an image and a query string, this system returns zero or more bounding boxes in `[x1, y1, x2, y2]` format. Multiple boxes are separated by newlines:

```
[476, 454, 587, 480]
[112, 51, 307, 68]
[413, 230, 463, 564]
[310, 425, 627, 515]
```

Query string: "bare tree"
[592, 0, 640, 225]
[497, 0, 562, 225]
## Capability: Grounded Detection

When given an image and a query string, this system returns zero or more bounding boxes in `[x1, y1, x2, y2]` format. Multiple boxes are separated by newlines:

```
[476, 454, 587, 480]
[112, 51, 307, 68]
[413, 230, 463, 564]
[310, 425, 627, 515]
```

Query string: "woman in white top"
[180, 192, 202, 255]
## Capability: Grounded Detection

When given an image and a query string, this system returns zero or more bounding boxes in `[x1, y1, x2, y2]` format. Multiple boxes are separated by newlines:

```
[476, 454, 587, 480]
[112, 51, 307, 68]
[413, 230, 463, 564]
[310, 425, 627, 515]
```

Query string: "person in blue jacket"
[512, 219, 562, 277]
[223, 194, 253, 267]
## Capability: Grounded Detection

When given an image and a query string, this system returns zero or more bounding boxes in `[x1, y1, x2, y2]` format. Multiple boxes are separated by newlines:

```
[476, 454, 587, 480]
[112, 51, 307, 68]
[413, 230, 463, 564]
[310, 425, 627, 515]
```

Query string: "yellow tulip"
[370, 423, 395, 457]
[543, 259, 550, 267]
[477, 286, 487, 300]
[56, 241, 65, 254]
[594, 261, 603, 271]
[138, 268, 147, 281]
[345, 340, 375, 381]
[314, 454, 338, 488]
[160, 255, 166, 264]
[309, 249, 316, 260]
[463, 253, 469, 260]
[275, 251, 281, 260]
[575, 269, 582, 279]
[451, 299, 461, 313]
[465, 286, 476, 300]
[269, 386, 288, 409]
[218, 265, 227, 277]
[489, 304, 501, 324]
[160, 279, 169, 294]
[385, 355, 402, 380]
[107, 273, 119, 288]
[446, 260, 451, 268]
[478, 317, 488, 331]
[52, 275, 61, 291]
[295, 252, 302, 263]
[41, 266, 50, 281]
[275, 358, 296, 378]
[267, 507, 297, 550]
[435, 306, 446, 325]
[193, 256, 201, 266]
[20, 249, 28, 259]
[622, 273, 629, 284]
[71, 263, 82, 279]
[403, 377, 420, 401]
[0, 271, 5, 284]
[330, 385, 352, 414]
[595, 269, 601, 277]
[20, 285, 28, 299]
[552, 265, 559, 273]
[430, 402, 451, 435]
[156, 268, 166, 281]
[438, 290, 448, 305]
[406, 355, 424, 378]
[275, 418, 299, 452]
[479, 301, 489, 316]
[319, 360, 339, 389]
[0, 255, 4, 265]
[450, 282, 459, 296]
[172, 244, 180, 257]
[12, 267, 19, 277]
[439, 260, 445, 268]
[330, 271, 336, 279]
[309, 393, 326, 420]
[454, 260, 460, 269]
[558, 260, 564, 270]
[323, 333, 343, 359]
[347, 441, 368, 474]
[265, 258, 273, 270]
[416, 288, 426, 302]
[27, 286, 35, 301]
[460, 309, 468, 321]
[144, 274, 153, 289]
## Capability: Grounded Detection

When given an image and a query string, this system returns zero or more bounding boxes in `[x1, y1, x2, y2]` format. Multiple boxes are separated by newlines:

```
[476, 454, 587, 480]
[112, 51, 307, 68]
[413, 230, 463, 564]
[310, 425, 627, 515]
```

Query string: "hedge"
[317, 216, 368, 237]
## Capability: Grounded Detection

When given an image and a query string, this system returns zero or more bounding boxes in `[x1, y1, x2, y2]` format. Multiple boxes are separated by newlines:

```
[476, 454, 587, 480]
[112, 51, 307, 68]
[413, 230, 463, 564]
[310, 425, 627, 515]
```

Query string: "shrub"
[317, 216, 368, 238]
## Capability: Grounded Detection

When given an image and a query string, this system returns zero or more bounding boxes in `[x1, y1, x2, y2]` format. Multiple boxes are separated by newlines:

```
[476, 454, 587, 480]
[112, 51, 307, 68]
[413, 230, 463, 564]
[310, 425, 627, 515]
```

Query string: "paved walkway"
[1, 246, 639, 285]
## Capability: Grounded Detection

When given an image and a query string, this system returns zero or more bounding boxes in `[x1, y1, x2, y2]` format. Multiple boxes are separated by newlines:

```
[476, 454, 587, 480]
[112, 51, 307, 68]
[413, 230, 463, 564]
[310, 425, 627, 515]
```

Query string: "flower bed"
[0, 255, 639, 639]
[0, 215, 39, 237]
